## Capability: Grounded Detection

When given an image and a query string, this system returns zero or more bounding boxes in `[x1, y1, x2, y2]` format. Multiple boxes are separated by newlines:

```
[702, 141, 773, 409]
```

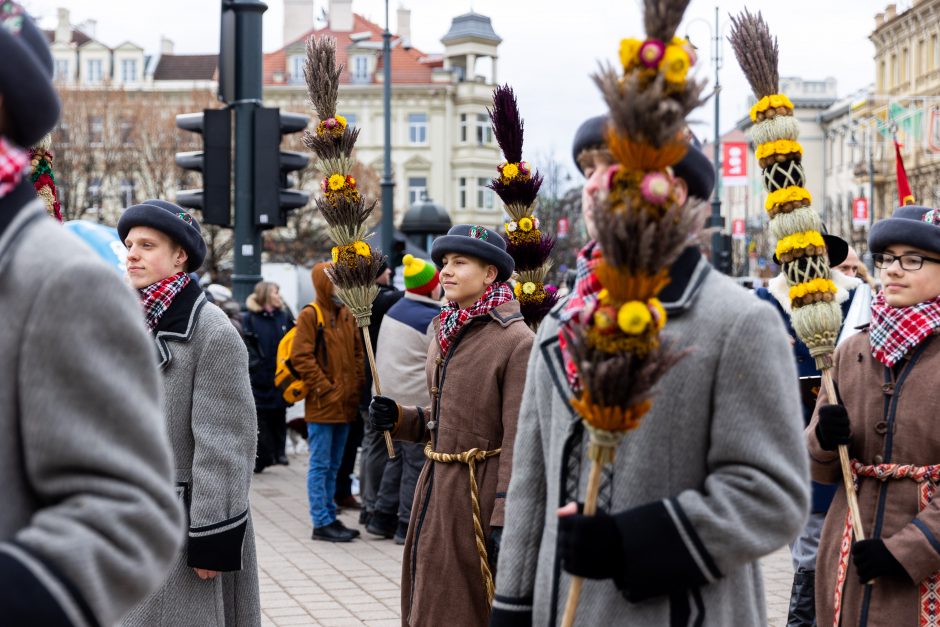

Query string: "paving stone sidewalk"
[252, 451, 796, 626]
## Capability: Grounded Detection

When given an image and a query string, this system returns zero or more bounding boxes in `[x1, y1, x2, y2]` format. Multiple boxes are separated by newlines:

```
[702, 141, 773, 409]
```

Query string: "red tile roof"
[263, 14, 438, 86]
[153, 54, 218, 81]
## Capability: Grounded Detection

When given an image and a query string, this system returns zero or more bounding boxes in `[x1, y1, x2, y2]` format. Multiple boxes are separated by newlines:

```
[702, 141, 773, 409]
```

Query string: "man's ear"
[176, 247, 189, 269]
[484, 264, 498, 285]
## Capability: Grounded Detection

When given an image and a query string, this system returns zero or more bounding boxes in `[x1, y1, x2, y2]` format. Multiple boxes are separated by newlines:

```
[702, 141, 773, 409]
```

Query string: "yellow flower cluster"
[328, 174, 346, 191]
[789, 278, 837, 300]
[618, 36, 692, 85]
[775, 230, 826, 258]
[749, 94, 795, 122]
[755, 139, 803, 161]
[518, 217, 533, 232]
[765, 186, 812, 210]
[502, 163, 519, 179]
[331, 240, 371, 263]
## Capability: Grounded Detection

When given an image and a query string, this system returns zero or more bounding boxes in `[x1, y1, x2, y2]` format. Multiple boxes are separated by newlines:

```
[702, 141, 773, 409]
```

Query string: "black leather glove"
[369, 395, 399, 432]
[816, 404, 852, 451]
[853, 539, 909, 583]
[487, 526, 502, 573]
[558, 507, 624, 580]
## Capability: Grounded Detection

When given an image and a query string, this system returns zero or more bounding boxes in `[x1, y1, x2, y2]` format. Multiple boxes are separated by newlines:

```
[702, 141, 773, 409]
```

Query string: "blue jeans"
[307, 422, 351, 528]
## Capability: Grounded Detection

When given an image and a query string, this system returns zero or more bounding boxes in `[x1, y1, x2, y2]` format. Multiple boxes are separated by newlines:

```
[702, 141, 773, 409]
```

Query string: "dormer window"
[86, 59, 103, 84]
[351, 55, 369, 83]
[289, 54, 305, 84]
[121, 59, 137, 82]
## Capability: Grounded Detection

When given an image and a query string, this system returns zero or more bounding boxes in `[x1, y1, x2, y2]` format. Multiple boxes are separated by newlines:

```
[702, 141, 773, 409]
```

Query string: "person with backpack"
[0, 4, 182, 623]
[369, 225, 534, 624]
[292, 262, 365, 542]
[243, 281, 294, 473]
[118, 199, 261, 626]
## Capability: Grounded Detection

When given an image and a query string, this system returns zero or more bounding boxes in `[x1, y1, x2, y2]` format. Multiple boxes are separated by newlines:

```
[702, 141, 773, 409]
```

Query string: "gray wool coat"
[121, 280, 261, 627]
[493, 250, 811, 626]
[0, 195, 183, 626]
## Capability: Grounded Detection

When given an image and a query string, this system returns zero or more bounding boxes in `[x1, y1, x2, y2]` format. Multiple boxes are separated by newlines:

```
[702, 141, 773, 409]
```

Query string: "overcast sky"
[25, 0, 893, 179]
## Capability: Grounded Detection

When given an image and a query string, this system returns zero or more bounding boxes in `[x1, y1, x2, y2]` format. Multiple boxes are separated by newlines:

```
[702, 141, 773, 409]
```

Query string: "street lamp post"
[380, 0, 394, 261]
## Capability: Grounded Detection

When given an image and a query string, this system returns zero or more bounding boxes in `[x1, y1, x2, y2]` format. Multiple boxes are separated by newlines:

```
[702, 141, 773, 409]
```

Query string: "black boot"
[366, 511, 397, 539]
[394, 520, 408, 545]
[786, 569, 816, 627]
[312, 520, 357, 543]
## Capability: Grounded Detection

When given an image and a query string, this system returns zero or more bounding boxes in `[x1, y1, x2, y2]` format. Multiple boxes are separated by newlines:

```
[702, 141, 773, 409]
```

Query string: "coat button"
[873, 454, 884, 464]
[874, 421, 888, 435]
[430, 386, 439, 396]
[435, 356, 443, 365]
[882, 383, 895, 396]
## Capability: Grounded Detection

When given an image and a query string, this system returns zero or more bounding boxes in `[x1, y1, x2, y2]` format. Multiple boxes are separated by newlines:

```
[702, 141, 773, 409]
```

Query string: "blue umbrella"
[63, 220, 126, 274]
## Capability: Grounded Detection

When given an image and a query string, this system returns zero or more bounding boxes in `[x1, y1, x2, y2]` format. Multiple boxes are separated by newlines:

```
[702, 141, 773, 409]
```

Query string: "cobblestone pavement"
[252, 450, 795, 626]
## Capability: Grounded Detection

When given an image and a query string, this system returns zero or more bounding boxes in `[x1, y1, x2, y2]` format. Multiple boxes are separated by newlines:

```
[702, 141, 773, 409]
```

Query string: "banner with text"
[722, 142, 748, 187]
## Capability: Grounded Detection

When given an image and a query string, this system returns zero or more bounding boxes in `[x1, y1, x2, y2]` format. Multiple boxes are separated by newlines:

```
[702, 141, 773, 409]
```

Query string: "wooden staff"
[560, 459, 604, 627]
[362, 326, 396, 459]
[821, 369, 864, 540]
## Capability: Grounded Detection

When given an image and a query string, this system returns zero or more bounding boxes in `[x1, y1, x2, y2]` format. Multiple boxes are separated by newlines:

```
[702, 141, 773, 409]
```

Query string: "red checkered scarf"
[438, 282, 514, 355]
[559, 242, 603, 391]
[138, 272, 191, 331]
[869, 290, 940, 366]
[0, 136, 29, 198]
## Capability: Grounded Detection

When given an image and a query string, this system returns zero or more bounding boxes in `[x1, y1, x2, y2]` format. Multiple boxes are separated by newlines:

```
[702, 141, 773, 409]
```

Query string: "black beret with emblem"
[431, 224, 515, 282]
[118, 199, 207, 272]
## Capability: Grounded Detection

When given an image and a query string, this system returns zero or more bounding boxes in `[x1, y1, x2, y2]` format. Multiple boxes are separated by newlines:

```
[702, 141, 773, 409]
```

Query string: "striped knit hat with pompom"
[402, 254, 439, 296]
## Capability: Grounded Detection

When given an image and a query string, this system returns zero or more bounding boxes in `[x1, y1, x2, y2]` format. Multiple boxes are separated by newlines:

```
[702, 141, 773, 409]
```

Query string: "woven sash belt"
[424, 441, 501, 604]
[832, 461, 940, 627]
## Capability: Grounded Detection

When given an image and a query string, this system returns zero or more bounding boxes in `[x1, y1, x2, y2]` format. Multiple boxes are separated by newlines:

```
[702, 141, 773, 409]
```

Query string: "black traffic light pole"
[229, 0, 266, 304]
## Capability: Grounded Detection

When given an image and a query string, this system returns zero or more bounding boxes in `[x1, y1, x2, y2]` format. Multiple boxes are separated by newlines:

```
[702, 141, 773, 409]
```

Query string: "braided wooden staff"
[304, 35, 394, 459]
[560, 1, 709, 623]
[728, 11, 863, 541]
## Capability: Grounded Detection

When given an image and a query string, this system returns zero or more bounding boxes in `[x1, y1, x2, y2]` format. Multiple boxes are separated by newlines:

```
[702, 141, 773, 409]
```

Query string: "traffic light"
[253, 107, 310, 228]
[175, 109, 232, 226]
[718, 233, 734, 274]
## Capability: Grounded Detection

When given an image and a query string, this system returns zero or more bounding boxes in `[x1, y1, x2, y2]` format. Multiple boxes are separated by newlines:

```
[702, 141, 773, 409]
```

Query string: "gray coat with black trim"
[122, 280, 261, 627]
[0, 188, 183, 627]
[492, 248, 810, 626]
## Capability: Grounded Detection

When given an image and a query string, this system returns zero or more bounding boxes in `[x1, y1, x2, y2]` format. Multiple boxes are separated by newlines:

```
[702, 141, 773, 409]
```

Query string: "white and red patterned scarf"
[138, 272, 191, 331]
[869, 290, 940, 366]
[0, 136, 29, 198]
[438, 282, 514, 355]
[559, 241, 603, 391]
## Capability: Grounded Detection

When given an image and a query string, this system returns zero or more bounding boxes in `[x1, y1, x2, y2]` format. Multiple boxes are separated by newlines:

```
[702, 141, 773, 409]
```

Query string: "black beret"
[431, 224, 515, 282]
[0, 2, 61, 147]
[118, 199, 207, 272]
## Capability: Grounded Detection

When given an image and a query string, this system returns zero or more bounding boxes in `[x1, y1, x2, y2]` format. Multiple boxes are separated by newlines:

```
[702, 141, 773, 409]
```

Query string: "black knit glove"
[853, 539, 909, 583]
[369, 395, 399, 432]
[816, 404, 852, 451]
[487, 526, 502, 574]
[558, 507, 624, 580]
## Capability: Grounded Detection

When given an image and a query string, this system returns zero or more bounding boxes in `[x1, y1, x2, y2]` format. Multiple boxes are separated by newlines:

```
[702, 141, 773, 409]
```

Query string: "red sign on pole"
[722, 142, 748, 187]
[852, 197, 869, 227]
[732, 218, 746, 240]
[557, 216, 569, 239]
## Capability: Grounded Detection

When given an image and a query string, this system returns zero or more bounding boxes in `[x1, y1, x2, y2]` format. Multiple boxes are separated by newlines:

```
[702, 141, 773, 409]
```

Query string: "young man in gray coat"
[0, 3, 183, 624]
[490, 117, 810, 626]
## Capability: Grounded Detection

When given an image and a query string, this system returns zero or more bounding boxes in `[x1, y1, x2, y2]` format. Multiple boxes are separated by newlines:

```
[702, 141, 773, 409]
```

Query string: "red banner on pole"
[732, 218, 746, 240]
[722, 142, 747, 187]
[852, 197, 869, 227]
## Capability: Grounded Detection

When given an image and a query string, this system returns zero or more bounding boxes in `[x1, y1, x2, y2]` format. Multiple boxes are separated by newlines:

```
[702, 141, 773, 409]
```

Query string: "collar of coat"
[542, 246, 712, 406]
[153, 280, 207, 370]
[0, 182, 48, 273]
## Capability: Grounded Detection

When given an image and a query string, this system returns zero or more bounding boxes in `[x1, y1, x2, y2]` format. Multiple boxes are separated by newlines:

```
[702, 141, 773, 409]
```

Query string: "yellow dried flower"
[328, 174, 346, 191]
[522, 281, 537, 295]
[502, 163, 520, 180]
[353, 240, 371, 257]
[331, 246, 339, 263]
[617, 301, 651, 335]
[518, 216, 534, 232]
[619, 38, 642, 70]
[660, 45, 690, 84]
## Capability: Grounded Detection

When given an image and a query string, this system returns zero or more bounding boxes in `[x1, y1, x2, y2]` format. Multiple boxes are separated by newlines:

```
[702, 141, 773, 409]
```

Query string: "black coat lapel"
[153, 281, 206, 370]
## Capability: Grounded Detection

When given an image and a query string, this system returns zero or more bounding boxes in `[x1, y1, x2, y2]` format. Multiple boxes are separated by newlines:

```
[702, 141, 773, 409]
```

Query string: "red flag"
[895, 139, 915, 205]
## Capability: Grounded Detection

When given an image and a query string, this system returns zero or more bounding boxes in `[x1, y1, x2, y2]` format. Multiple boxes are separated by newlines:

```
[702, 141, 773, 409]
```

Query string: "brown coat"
[291, 263, 364, 423]
[808, 330, 940, 626]
[395, 300, 533, 627]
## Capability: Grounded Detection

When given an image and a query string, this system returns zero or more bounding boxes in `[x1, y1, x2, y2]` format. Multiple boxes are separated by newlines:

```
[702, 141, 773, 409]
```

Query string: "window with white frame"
[86, 58, 103, 84]
[120, 178, 135, 207]
[408, 113, 428, 145]
[408, 177, 427, 207]
[289, 54, 305, 84]
[121, 58, 137, 83]
[476, 114, 492, 145]
[460, 114, 469, 143]
[458, 177, 467, 208]
[88, 115, 104, 146]
[477, 177, 494, 210]
[54, 59, 69, 82]
[352, 55, 370, 83]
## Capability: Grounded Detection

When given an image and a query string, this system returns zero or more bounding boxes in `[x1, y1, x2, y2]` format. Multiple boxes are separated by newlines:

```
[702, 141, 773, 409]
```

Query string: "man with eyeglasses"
[808, 205, 940, 625]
